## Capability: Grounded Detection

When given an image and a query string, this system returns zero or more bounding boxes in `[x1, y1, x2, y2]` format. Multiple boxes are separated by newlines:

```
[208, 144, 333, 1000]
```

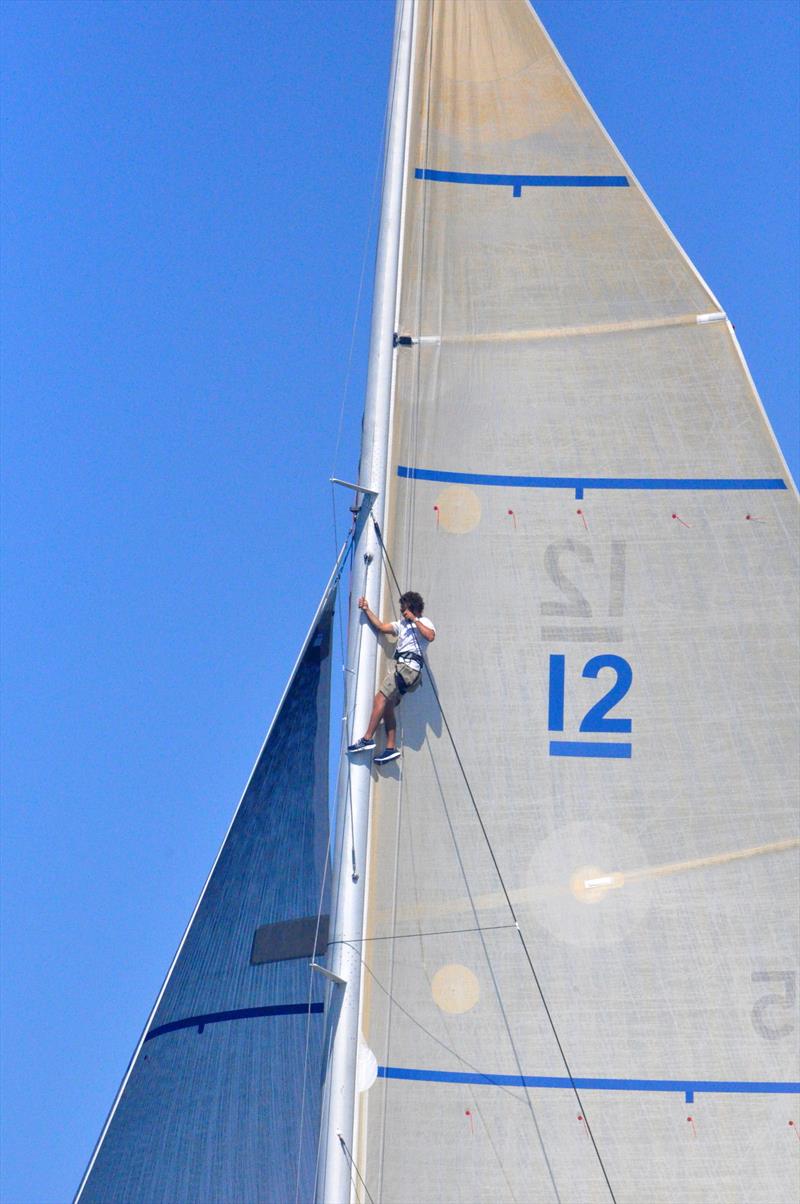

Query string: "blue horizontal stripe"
[550, 740, 631, 759]
[415, 168, 629, 195]
[378, 1065, 800, 1098]
[146, 1002, 323, 1040]
[397, 465, 787, 494]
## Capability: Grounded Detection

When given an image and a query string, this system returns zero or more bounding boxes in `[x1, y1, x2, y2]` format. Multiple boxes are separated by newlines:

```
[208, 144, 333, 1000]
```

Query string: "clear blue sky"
[1, 2, 797, 1201]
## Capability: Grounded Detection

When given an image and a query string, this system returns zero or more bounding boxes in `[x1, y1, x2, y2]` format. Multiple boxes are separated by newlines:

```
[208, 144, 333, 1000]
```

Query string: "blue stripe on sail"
[415, 168, 629, 196]
[378, 1065, 800, 1100]
[550, 740, 631, 759]
[145, 1002, 323, 1041]
[397, 465, 788, 495]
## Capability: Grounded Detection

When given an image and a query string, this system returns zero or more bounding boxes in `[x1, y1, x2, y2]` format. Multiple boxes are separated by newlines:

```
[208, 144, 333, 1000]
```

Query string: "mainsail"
[338, 2, 799, 1203]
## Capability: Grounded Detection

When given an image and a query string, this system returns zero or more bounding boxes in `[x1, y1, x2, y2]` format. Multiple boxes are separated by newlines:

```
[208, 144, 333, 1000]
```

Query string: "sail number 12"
[548, 653, 633, 759]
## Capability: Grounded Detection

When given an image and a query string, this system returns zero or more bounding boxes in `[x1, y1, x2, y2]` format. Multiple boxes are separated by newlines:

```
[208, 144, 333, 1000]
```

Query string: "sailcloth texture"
[355, 3, 799, 1203]
[76, 599, 335, 1203]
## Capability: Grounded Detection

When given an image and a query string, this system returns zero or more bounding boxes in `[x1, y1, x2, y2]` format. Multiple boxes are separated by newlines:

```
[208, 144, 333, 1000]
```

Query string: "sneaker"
[347, 737, 376, 754]
[374, 747, 401, 765]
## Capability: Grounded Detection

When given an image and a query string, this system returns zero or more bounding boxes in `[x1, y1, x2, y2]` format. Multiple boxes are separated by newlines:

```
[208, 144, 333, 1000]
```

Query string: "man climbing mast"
[347, 591, 436, 764]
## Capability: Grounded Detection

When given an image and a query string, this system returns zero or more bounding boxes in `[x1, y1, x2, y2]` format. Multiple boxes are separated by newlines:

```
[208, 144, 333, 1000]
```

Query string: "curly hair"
[398, 591, 424, 616]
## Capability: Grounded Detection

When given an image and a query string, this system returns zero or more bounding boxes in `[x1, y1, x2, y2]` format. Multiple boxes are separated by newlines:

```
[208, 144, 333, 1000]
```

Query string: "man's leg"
[383, 699, 397, 750]
[363, 691, 387, 740]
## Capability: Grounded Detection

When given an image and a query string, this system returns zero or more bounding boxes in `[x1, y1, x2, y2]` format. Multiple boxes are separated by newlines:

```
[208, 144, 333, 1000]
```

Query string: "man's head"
[399, 591, 424, 617]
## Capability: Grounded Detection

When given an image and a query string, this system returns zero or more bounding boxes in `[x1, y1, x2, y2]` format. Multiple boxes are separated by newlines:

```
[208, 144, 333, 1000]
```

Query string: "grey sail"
[342, 2, 800, 1203]
[75, 564, 342, 1204]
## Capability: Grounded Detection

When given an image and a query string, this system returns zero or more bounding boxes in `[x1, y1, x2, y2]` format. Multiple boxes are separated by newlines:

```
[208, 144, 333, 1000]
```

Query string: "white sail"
[346, 3, 799, 1202]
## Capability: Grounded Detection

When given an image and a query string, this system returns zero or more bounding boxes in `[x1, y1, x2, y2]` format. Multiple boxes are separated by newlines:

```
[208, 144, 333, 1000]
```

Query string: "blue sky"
[1, 2, 797, 1201]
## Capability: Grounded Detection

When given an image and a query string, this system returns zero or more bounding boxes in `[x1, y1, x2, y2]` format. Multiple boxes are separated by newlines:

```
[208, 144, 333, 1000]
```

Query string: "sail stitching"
[372, 517, 618, 1204]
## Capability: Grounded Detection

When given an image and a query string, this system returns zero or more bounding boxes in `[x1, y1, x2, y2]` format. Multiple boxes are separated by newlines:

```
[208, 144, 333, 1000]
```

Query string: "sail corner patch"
[251, 915, 329, 965]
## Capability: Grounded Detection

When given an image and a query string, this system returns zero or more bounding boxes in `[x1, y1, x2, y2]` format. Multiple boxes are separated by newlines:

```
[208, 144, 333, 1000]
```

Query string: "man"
[347, 591, 436, 764]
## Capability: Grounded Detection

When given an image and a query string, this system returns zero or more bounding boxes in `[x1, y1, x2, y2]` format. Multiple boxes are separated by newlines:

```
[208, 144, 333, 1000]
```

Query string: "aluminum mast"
[316, 3, 415, 1200]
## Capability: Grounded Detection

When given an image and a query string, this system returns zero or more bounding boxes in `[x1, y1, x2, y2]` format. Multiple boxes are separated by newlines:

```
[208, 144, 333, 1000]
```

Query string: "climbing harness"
[393, 647, 423, 695]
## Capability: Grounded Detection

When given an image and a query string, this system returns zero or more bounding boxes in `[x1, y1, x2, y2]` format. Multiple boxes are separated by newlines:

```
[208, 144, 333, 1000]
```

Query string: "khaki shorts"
[379, 660, 422, 706]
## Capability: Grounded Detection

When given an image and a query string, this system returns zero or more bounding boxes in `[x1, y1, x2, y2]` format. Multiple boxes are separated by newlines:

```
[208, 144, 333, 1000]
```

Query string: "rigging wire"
[330, 921, 517, 945]
[350, 945, 528, 1204]
[359, 575, 554, 1204]
[373, 552, 561, 1202]
[343, 941, 545, 1110]
[371, 516, 619, 1204]
[338, 1133, 377, 1204]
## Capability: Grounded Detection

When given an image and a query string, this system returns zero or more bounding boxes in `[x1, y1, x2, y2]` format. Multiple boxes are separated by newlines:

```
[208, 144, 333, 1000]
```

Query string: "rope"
[370, 516, 618, 1204]
[344, 942, 540, 1110]
[329, 921, 517, 945]
[338, 1133, 376, 1204]
[348, 943, 526, 1204]
[366, 549, 559, 1204]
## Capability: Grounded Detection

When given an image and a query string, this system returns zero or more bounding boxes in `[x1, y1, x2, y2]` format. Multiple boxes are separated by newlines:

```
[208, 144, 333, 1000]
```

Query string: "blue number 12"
[548, 653, 632, 733]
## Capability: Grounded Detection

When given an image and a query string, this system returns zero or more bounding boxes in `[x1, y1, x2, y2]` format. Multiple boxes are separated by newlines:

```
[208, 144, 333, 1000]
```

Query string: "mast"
[317, 3, 415, 1200]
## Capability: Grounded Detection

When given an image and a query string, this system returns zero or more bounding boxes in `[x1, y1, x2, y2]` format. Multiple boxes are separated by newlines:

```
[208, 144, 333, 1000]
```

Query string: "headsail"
[350, 2, 799, 1203]
[75, 547, 348, 1204]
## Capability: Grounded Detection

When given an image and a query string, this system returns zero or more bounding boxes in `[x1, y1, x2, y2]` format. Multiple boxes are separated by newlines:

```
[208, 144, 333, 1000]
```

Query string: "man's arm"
[357, 597, 395, 634]
[401, 607, 436, 642]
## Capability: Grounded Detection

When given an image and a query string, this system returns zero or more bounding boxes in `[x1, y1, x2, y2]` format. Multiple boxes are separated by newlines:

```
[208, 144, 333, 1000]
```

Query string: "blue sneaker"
[374, 747, 401, 765]
[347, 737, 376, 754]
